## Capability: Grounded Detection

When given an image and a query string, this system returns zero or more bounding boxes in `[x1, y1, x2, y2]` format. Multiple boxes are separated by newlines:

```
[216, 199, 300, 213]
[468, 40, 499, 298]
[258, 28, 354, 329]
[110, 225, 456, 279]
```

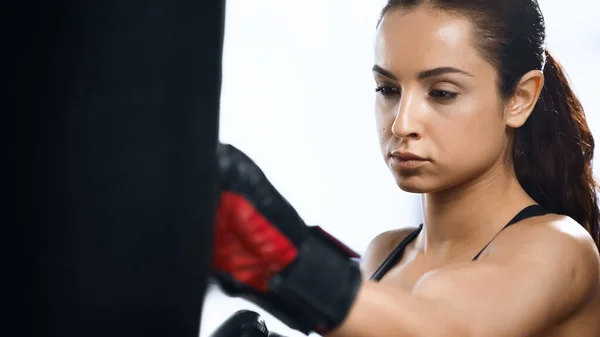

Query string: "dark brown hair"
[380, 0, 599, 246]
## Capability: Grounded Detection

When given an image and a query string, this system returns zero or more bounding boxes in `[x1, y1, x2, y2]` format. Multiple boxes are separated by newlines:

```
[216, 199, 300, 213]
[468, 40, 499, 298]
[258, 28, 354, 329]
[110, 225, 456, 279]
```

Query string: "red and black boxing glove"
[212, 143, 363, 335]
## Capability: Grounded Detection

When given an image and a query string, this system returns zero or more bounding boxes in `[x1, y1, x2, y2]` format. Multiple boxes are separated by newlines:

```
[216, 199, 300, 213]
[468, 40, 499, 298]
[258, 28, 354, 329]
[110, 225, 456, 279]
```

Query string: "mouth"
[389, 151, 429, 170]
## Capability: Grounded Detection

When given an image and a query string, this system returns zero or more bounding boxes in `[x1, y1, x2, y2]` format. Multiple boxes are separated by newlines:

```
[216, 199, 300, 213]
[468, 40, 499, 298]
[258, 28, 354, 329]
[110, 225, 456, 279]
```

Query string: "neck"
[419, 163, 536, 259]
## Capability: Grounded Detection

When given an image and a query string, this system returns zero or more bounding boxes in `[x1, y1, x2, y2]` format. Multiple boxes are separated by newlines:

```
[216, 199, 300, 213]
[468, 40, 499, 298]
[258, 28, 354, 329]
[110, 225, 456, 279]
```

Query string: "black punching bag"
[14, 1, 225, 336]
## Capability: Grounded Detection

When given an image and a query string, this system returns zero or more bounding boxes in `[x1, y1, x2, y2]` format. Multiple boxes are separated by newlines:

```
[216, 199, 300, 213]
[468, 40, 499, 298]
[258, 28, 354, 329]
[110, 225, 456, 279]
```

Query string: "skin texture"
[325, 6, 600, 337]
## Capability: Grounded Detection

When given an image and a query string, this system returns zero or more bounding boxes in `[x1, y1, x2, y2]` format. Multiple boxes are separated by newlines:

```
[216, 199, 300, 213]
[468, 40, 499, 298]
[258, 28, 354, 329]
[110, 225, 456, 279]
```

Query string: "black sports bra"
[370, 205, 550, 281]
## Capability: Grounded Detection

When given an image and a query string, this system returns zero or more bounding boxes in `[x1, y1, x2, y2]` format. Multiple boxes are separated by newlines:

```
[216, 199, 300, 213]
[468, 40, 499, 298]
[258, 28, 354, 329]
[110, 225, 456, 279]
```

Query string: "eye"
[375, 86, 400, 97]
[429, 89, 458, 100]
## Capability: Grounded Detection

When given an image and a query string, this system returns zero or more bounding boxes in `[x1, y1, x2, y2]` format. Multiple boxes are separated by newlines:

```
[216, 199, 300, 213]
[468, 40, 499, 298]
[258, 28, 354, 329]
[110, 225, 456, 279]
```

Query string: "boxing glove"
[208, 310, 289, 337]
[212, 143, 362, 335]
[208, 310, 269, 337]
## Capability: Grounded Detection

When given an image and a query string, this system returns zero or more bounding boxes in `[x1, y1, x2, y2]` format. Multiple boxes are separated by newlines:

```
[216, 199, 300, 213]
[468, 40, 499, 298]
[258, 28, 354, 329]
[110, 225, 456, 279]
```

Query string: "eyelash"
[374, 86, 399, 96]
[430, 89, 458, 100]
[375, 86, 459, 101]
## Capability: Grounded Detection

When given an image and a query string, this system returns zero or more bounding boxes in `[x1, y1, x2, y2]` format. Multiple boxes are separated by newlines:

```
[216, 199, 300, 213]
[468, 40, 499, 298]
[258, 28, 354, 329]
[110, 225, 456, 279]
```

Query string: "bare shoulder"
[494, 214, 599, 264]
[411, 215, 600, 336]
[490, 214, 600, 302]
[361, 226, 420, 278]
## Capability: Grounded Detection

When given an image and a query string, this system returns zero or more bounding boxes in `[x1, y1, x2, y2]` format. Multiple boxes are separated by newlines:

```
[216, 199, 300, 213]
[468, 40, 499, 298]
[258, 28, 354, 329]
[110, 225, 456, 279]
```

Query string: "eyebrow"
[372, 65, 474, 80]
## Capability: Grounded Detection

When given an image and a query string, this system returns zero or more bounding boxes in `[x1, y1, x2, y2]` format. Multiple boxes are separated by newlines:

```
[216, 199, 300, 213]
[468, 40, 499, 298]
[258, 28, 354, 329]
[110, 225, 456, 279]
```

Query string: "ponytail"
[513, 50, 599, 246]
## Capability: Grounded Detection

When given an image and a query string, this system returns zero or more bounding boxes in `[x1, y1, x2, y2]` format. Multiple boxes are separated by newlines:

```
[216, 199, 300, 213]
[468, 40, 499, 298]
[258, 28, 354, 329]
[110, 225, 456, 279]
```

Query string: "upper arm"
[413, 217, 600, 337]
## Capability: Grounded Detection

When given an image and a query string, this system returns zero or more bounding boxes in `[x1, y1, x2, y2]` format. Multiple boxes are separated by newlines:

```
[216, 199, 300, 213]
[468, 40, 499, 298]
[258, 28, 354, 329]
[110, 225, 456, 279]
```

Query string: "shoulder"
[360, 226, 420, 278]
[411, 215, 600, 336]
[490, 214, 600, 304]
[494, 214, 598, 266]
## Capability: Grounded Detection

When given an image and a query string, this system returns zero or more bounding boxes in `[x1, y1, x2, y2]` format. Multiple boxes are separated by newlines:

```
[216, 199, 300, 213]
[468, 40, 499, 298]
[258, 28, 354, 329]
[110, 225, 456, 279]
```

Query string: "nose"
[391, 92, 421, 140]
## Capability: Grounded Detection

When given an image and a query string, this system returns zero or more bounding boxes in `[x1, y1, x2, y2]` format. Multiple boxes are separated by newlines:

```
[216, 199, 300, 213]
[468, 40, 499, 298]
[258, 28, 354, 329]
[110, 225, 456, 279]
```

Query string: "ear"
[504, 70, 544, 128]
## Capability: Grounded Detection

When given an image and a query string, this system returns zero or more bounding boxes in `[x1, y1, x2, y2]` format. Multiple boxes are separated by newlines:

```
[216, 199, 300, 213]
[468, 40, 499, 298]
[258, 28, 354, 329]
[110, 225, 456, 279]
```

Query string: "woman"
[212, 0, 600, 336]
[355, 0, 600, 335]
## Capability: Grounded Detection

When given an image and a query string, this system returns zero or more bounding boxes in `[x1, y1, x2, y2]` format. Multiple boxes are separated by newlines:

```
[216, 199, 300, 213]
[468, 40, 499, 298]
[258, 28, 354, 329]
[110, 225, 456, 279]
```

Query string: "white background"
[201, 1, 600, 336]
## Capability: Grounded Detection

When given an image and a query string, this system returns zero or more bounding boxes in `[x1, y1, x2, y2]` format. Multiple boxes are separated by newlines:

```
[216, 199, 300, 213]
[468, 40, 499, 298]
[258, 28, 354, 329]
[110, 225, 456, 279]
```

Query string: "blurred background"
[201, 0, 600, 336]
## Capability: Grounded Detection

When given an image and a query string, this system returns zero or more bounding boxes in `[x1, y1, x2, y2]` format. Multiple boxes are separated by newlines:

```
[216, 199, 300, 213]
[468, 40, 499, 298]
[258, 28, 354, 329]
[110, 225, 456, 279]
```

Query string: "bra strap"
[473, 205, 550, 260]
[370, 225, 423, 281]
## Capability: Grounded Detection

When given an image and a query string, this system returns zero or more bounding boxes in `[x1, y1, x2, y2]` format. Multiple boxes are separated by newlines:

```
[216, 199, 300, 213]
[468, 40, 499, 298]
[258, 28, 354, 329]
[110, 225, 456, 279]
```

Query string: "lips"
[389, 151, 429, 170]
[390, 151, 427, 161]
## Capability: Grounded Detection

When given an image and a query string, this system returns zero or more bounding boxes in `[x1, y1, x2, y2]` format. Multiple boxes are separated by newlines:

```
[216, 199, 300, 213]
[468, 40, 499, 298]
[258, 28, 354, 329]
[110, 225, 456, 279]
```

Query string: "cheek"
[375, 102, 399, 159]
[375, 102, 395, 140]
[433, 100, 506, 166]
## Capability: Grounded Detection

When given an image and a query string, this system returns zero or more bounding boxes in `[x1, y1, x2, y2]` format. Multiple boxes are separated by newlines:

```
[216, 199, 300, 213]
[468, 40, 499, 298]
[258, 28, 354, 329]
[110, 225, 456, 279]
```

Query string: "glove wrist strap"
[269, 234, 362, 334]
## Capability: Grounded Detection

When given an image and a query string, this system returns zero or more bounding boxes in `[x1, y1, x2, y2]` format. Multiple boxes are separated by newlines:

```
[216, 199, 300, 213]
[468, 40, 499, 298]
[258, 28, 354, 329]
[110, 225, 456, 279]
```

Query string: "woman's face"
[374, 7, 510, 193]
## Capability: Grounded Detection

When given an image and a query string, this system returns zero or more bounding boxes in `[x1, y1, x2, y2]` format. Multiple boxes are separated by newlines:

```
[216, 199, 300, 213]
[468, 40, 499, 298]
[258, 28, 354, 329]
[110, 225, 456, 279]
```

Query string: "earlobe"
[505, 70, 544, 128]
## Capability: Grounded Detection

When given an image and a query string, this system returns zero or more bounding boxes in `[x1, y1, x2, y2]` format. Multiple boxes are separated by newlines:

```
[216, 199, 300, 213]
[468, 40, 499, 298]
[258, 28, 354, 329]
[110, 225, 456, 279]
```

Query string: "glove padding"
[212, 143, 362, 335]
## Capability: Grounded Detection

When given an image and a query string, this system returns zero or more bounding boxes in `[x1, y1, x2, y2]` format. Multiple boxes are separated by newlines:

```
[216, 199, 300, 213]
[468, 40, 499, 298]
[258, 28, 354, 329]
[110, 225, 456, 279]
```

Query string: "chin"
[397, 184, 428, 194]
[388, 163, 449, 194]
[395, 177, 432, 194]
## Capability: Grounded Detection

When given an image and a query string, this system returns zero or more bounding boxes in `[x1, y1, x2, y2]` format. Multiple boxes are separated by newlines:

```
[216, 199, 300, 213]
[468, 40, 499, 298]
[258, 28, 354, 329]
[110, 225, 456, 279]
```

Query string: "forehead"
[375, 7, 483, 74]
